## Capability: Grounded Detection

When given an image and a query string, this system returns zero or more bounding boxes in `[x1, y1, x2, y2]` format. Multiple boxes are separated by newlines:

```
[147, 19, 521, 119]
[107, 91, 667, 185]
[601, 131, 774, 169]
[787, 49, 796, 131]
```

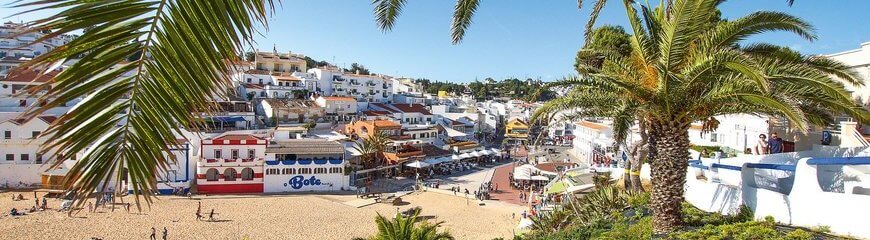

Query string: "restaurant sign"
[284, 175, 322, 189]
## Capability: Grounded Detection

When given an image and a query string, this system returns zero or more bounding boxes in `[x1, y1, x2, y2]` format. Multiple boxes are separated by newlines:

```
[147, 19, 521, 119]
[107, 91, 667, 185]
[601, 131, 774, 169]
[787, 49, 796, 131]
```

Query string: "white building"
[307, 67, 394, 103]
[314, 96, 358, 122]
[0, 21, 74, 62]
[0, 69, 82, 115]
[0, 116, 59, 187]
[258, 98, 325, 125]
[263, 139, 350, 192]
[825, 42, 870, 108]
[572, 120, 615, 164]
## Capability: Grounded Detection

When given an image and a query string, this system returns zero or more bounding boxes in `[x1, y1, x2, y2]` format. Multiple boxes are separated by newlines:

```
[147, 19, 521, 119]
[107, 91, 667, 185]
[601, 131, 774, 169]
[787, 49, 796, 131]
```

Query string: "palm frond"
[373, 0, 408, 32]
[450, 0, 479, 44]
[15, 0, 273, 210]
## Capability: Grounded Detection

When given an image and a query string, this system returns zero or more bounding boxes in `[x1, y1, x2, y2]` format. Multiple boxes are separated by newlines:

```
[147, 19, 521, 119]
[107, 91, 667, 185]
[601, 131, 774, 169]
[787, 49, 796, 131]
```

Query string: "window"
[214, 149, 222, 159]
[314, 168, 327, 174]
[18, 99, 25, 107]
[329, 167, 343, 174]
[4, 131, 10, 139]
[710, 133, 719, 143]
[248, 149, 256, 159]
[241, 168, 254, 180]
[6, 154, 13, 161]
[224, 168, 237, 181]
[206, 169, 219, 181]
[20, 154, 28, 161]
[36, 154, 42, 164]
[247, 78, 252, 83]
[231, 149, 239, 159]
[266, 168, 278, 175]
[31, 131, 41, 139]
[299, 168, 311, 174]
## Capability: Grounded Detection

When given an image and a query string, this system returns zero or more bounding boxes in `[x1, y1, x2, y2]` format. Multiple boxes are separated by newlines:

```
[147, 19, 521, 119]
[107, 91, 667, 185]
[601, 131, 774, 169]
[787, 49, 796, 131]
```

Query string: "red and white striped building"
[196, 133, 267, 194]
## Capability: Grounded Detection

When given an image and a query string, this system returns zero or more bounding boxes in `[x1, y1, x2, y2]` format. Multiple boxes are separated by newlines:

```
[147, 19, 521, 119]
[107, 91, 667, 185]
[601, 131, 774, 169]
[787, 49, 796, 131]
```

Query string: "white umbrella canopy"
[469, 151, 481, 157]
[458, 153, 472, 159]
[490, 148, 503, 156]
[405, 160, 431, 168]
[451, 155, 462, 161]
[531, 175, 550, 181]
[480, 150, 493, 155]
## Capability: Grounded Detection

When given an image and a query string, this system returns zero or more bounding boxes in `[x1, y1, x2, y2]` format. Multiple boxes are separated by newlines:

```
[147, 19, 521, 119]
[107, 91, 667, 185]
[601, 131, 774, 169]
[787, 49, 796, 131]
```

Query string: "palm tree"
[11, 0, 276, 209]
[353, 132, 394, 168]
[529, 0, 869, 233]
[372, 0, 798, 45]
[355, 212, 454, 240]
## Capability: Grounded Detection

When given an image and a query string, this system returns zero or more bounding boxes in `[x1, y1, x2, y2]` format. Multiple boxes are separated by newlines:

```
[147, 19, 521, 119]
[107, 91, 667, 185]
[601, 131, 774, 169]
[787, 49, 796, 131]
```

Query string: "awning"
[424, 157, 449, 165]
[458, 153, 472, 159]
[405, 160, 431, 168]
[206, 116, 246, 123]
[546, 181, 569, 194]
[440, 123, 468, 137]
[480, 150, 493, 155]
[469, 151, 481, 157]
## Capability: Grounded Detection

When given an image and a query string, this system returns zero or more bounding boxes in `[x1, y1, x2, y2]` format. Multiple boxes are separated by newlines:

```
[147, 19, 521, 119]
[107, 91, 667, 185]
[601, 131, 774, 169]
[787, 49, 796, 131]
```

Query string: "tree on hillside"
[529, 0, 869, 233]
[345, 63, 371, 75]
[245, 51, 256, 62]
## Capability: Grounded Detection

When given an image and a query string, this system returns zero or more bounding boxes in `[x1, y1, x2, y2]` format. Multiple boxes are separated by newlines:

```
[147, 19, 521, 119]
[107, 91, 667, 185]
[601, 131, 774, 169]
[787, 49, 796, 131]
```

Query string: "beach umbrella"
[451, 155, 462, 161]
[458, 153, 472, 159]
[405, 160, 431, 168]
[480, 150, 493, 155]
[469, 151, 481, 157]
[531, 175, 550, 181]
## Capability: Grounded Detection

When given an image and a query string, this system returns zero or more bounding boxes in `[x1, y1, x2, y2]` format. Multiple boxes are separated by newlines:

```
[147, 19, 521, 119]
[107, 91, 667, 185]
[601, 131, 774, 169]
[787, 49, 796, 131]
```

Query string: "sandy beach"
[0, 190, 523, 240]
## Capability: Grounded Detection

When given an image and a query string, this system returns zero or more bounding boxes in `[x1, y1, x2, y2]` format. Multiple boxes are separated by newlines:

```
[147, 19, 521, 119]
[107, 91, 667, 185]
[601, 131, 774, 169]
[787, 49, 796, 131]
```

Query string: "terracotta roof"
[577, 121, 608, 131]
[37, 116, 57, 124]
[6, 115, 57, 125]
[323, 96, 356, 102]
[211, 134, 264, 141]
[362, 110, 391, 116]
[420, 144, 452, 158]
[274, 75, 301, 81]
[262, 99, 318, 109]
[243, 83, 264, 89]
[371, 120, 401, 128]
[1, 69, 60, 83]
[535, 162, 579, 173]
[389, 103, 432, 115]
[265, 139, 344, 154]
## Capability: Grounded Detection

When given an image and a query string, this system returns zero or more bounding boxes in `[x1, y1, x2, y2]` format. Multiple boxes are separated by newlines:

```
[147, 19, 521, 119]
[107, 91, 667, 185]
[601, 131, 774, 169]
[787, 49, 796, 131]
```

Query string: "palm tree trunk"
[630, 121, 650, 192]
[649, 120, 690, 233]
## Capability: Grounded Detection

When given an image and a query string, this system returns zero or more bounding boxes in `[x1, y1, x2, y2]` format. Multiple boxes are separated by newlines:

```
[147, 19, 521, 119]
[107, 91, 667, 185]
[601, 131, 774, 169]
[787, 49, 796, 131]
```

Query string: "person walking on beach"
[149, 227, 156, 240]
[162, 227, 168, 240]
[208, 209, 215, 222]
[87, 202, 93, 213]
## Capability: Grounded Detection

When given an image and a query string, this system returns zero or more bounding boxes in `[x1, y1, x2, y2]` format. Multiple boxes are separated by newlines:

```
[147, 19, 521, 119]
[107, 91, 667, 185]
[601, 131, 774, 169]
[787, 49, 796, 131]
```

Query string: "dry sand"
[0, 190, 523, 240]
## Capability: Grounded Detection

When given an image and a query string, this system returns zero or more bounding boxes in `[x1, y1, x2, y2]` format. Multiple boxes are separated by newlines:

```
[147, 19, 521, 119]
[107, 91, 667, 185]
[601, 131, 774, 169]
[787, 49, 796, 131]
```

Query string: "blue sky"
[3, 1, 869, 82]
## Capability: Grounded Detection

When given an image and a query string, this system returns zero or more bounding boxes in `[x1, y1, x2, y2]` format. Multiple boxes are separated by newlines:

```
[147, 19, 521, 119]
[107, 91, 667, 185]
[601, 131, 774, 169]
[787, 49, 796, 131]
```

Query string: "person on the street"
[768, 132, 784, 154]
[162, 227, 168, 240]
[209, 209, 215, 222]
[754, 134, 769, 155]
[149, 227, 156, 240]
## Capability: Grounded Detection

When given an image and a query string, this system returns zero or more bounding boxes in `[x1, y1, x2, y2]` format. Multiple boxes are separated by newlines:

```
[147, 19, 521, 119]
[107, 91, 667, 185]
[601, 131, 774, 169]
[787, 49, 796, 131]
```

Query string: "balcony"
[199, 158, 264, 167]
